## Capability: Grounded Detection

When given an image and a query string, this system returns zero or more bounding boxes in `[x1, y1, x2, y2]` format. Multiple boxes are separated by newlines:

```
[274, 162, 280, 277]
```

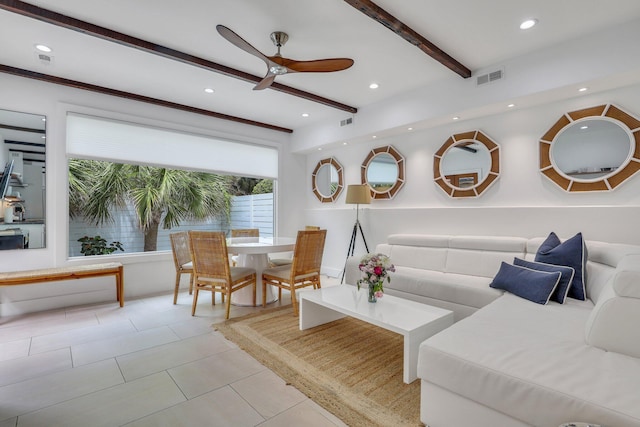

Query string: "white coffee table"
[299, 285, 454, 384]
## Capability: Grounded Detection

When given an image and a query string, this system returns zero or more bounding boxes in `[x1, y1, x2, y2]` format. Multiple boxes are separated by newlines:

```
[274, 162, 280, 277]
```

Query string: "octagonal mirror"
[361, 145, 405, 199]
[312, 157, 343, 202]
[434, 130, 500, 198]
[540, 104, 640, 192]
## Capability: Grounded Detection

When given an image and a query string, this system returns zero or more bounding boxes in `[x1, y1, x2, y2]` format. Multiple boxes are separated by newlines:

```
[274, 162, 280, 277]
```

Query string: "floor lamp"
[341, 184, 371, 283]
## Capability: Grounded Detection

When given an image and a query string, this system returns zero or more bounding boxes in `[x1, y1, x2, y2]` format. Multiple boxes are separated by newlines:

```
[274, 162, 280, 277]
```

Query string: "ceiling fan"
[216, 25, 354, 90]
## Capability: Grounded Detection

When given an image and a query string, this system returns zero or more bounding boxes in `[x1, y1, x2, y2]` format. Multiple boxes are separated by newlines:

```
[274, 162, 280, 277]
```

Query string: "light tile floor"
[0, 276, 347, 427]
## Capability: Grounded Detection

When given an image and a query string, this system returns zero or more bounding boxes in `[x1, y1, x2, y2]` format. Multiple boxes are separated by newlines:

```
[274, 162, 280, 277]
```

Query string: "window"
[66, 113, 277, 257]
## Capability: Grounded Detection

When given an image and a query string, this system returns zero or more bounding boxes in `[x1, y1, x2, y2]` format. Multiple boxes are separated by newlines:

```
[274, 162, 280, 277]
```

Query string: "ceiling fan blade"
[216, 25, 269, 63]
[253, 73, 276, 90]
[269, 57, 354, 73]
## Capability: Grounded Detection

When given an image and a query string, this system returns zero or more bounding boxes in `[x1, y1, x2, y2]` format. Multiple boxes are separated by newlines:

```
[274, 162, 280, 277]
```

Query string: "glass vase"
[368, 283, 377, 303]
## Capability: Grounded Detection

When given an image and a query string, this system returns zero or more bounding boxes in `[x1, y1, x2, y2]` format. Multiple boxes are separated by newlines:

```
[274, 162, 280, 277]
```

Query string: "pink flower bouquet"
[357, 253, 395, 300]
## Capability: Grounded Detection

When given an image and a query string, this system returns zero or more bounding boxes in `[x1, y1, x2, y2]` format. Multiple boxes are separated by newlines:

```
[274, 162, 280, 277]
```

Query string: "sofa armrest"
[585, 257, 640, 358]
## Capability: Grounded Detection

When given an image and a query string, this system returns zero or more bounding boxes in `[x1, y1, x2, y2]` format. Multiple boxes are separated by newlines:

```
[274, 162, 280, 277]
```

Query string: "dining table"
[227, 236, 296, 306]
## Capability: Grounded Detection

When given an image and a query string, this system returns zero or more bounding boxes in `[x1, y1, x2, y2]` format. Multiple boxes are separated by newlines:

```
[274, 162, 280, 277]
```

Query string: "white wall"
[306, 83, 640, 277]
[3, 53, 640, 312]
[0, 73, 296, 315]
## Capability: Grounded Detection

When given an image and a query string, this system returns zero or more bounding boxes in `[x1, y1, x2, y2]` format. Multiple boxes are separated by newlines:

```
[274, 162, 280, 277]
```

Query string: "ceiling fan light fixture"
[269, 65, 288, 75]
[369, 83, 379, 89]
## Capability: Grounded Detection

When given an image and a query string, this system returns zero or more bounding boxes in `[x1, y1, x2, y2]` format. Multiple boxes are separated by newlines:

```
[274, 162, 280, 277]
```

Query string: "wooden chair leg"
[188, 273, 194, 295]
[212, 290, 215, 306]
[225, 290, 232, 319]
[290, 285, 298, 316]
[262, 279, 268, 308]
[173, 272, 181, 304]
[252, 277, 257, 307]
[191, 288, 199, 316]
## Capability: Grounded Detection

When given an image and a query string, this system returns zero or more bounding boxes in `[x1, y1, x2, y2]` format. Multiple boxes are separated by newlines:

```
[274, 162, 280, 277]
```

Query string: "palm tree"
[69, 159, 231, 252]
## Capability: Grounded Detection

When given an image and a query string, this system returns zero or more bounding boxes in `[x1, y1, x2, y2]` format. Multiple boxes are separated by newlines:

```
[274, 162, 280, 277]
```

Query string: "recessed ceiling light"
[42, 118, 46, 122]
[407, 127, 413, 131]
[452, 116, 460, 120]
[507, 103, 515, 108]
[578, 87, 588, 92]
[519, 19, 538, 30]
[372, 135, 377, 139]
[301, 113, 310, 117]
[317, 147, 322, 151]
[35, 44, 52, 52]
[369, 83, 379, 89]
[204, 88, 214, 93]
[580, 125, 589, 130]
[343, 142, 348, 145]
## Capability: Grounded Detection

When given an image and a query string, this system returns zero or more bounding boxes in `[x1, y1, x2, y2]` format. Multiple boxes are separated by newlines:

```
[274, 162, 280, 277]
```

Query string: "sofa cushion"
[513, 257, 574, 304]
[585, 255, 640, 358]
[388, 266, 503, 309]
[489, 262, 560, 305]
[445, 236, 527, 278]
[419, 294, 640, 427]
[535, 232, 588, 301]
[387, 245, 447, 271]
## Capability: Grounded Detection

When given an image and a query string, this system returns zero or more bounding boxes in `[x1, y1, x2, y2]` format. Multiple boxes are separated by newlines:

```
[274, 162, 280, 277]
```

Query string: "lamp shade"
[345, 184, 371, 204]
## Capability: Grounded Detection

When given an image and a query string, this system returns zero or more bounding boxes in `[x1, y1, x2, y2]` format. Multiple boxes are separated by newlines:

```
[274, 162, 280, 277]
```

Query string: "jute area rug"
[214, 305, 422, 427]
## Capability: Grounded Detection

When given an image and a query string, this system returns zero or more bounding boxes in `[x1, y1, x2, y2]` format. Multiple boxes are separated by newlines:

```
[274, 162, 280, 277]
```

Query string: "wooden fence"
[68, 193, 274, 256]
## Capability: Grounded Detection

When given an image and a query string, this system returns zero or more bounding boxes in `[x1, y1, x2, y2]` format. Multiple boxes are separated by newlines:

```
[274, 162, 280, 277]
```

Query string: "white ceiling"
[2, 0, 640, 133]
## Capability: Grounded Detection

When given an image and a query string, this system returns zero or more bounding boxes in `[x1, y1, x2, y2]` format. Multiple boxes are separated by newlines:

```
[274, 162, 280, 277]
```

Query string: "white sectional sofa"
[345, 234, 640, 427]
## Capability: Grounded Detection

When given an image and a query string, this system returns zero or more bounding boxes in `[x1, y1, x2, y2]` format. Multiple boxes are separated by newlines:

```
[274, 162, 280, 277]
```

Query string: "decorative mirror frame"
[434, 130, 500, 198]
[539, 104, 640, 192]
[361, 145, 405, 200]
[312, 157, 344, 202]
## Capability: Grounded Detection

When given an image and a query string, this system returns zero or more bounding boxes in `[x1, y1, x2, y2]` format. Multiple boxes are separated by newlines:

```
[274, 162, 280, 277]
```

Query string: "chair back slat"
[231, 228, 259, 238]
[189, 231, 231, 282]
[170, 231, 192, 268]
[292, 229, 327, 277]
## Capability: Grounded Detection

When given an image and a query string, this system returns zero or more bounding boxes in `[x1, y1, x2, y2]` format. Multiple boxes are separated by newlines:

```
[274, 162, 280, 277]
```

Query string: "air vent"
[476, 68, 504, 86]
[340, 117, 353, 127]
[34, 52, 54, 66]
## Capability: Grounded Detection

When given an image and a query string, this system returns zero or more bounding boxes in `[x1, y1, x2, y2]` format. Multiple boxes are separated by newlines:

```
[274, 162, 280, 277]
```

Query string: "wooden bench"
[0, 262, 124, 307]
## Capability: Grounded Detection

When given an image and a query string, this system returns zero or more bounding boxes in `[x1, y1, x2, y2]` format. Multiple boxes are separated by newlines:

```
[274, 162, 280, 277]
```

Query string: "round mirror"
[440, 142, 492, 189]
[553, 119, 631, 181]
[361, 146, 405, 199]
[540, 104, 640, 192]
[434, 130, 500, 198]
[312, 157, 343, 203]
[366, 153, 398, 192]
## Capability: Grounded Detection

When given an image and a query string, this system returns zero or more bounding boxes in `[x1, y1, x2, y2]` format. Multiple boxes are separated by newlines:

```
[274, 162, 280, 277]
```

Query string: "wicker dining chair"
[230, 228, 260, 266]
[268, 226, 322, 267]
[262, 229, 327, 316]
[170, 231, 194, 305]
[188, 231, 257, 319]
[231, 229, 259, 238]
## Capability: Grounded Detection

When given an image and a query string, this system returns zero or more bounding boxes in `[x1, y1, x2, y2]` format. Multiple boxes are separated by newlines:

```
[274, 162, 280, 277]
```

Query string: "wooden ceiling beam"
[0, 64, 293, 133]
[343, 0, 471, 78]
[0, 0, 358, 114]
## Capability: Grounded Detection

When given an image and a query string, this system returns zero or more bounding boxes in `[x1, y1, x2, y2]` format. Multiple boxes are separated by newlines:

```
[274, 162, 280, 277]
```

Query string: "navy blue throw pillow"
[490, 262, 561, 305]
[534, 232, 588, 301]
[513, 258, 575, 304]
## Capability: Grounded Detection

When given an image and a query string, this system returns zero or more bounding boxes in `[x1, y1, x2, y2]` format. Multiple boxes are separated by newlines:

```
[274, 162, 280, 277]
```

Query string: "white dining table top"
[226, 236, 296, 254]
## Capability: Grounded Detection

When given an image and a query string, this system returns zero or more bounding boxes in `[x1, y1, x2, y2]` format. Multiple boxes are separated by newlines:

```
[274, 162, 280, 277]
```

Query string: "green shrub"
[78, 235, 124, 256]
